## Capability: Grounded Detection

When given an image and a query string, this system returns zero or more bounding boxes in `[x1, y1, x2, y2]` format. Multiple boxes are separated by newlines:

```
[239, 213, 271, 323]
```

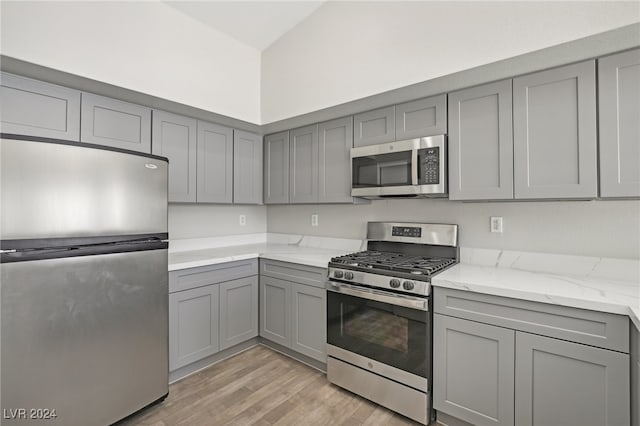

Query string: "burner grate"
[330, 251, 456, 276]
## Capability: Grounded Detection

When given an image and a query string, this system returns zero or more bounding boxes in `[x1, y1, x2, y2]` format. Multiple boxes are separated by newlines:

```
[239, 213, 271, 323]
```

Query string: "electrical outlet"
[311, 214, 319, 227]
[490, 216, 503, 233]
[239, 215, 246, 226]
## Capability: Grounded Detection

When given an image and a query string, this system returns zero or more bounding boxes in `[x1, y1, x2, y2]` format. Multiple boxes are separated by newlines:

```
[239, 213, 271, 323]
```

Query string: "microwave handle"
[326, 281, 428, 311]
[411, 149, 419, 185]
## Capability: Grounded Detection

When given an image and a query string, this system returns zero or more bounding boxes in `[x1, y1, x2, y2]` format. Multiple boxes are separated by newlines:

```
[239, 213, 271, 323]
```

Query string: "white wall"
[262, 1, 640, 123]
[0, 1, 261, 123]
[169, 204, 267, 239]
[267, 200, 640, 259]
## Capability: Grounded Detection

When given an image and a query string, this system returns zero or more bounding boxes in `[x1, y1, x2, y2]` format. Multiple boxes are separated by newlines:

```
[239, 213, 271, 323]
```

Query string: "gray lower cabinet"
[433, 314, 515, 426]
[263, 131, 290, 204]
[290, 124, 319, 203]
[291, 283, 326, 361]
[513, 60, 598, 199]
[169, 284, 220, 371]
[152, 110, 197, 202]
[169, 260, 259, 372]
[233, 130, 262, 204]
[598, 48, 640, 198]
[395, 94, 447, 140]
[632, 323, 640, 426]
[219, 276, 259, 350]
[196, 121, 233, 203]
[448, 80, 514, 200]
[515, 331, 630, 426]
[433, 287, 631, 426]
[0, 72, 80, 140]
[318, 116, 354, 203]
[259, 260, 327, 363]
[80, 92, 151, 153]
[354, 106, 395, 147]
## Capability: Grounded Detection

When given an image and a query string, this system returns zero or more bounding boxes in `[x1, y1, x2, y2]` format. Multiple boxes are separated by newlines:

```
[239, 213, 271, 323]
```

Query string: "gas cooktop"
[330, 250, 456, 278]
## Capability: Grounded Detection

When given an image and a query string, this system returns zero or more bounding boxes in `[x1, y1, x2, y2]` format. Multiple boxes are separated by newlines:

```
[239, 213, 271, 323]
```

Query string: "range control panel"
[391, 226, 422, 238]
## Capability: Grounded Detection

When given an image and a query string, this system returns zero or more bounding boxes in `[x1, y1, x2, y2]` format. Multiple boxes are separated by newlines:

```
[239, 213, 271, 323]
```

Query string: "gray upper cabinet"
[233, 130, 262, 204]
[0, 72, 80, 140]
[219, 276, 258, 351]
[395, 94, 447, 140]
[434, 314, 515, 426]
[515, 332, 630, 426]
[80, 93, 151, 153]
[152, 110, 197, 203]
[263, 131, 290, 204]
[598, 48, 640, 198]
[513, 60, 598, 199]
[196, 121, 233, 204]
[448, 80, 514, 200]
[289, 124, 319, 203]
[353, 106, 395, 147]
[318, 116, 353, 203]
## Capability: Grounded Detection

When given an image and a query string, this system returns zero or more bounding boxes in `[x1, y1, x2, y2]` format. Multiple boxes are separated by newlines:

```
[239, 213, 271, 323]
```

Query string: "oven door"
[326, 281, 430, 389]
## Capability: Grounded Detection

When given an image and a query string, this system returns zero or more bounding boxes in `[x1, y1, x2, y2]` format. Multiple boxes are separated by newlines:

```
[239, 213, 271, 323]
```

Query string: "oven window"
[327, 291, 429, 378]
[344, 309, 408, 353]
[352, 151, 412, 188]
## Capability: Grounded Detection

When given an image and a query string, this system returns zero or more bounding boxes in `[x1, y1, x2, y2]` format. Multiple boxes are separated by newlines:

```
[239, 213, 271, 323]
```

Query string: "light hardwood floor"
[120, 345, 419, 426]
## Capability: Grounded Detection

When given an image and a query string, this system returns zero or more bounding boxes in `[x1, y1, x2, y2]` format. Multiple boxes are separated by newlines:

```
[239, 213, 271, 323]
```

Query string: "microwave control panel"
[419, 147, 440, 185]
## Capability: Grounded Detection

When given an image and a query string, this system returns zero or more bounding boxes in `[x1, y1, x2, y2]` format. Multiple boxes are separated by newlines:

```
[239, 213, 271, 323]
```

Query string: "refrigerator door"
[0, 137, 168, 240]
[1, 249, 169, 426]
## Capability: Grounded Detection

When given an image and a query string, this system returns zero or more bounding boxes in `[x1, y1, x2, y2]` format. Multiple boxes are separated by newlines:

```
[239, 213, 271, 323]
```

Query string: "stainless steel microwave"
[351, 135, 447, 198]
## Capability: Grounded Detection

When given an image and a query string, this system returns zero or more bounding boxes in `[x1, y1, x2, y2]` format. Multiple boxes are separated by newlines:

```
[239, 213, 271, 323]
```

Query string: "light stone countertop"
[434, 248, 640, 330]
[168, 235, 640, 329]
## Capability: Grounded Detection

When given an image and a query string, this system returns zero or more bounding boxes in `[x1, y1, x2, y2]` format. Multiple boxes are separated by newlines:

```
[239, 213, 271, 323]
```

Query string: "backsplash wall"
[169, 204, 267, 239]
[267, 199, 640, 259]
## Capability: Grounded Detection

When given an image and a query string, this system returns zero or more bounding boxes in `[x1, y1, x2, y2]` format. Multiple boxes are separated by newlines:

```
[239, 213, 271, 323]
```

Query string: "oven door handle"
[326, 281, 428, 311]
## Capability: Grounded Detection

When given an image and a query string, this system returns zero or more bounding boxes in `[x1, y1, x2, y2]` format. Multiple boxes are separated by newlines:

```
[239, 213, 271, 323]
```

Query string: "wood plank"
[119, 345, 419, 425]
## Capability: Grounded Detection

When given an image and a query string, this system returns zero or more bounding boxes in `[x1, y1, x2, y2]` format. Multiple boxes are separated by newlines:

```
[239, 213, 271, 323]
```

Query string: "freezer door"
[1, 249, 169, 426]
[0, 137, 167, 240]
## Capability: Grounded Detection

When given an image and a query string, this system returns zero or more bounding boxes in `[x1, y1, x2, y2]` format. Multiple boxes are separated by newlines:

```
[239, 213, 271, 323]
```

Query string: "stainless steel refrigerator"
[1, 135, 169, 425]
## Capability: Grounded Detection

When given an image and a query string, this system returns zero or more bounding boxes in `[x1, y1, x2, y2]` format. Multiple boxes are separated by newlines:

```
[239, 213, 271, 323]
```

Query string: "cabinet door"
[353, 106, 395, 147]
[396, 94, 447, 139]
[513, 60, 597, 199]
[259, 276, 291, 347]
[263, 131, 290, 204]
[632, 324, 640, 426]
[291, 283, 326, 362]
[80, 93, 151, 153]
[169, 285, 220, 371]
[219, 276, 258, 350]
[318, 116, 353, 203]
[0, 72, 80, 140]
[515, 332, 630, 426]
[152, 110, 197, 202]
[196, 121, 233, 203]
[599, 48, 640, 198]
[449, 80, 514, 200]
[233, 130, 262, 204]
[434, 314, 515, 426]
[289, 124, 319, 203]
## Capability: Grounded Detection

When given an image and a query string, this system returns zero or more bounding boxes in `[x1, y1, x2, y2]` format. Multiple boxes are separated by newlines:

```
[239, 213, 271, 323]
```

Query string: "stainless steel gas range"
[326, 222, 459, 425]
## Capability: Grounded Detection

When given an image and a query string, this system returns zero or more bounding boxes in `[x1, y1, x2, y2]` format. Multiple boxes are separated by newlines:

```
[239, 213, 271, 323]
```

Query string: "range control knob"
[403, 281, 415, 291]
[333, 270, 343, 279]
[389, 279, 401, 288]
[344, 272, 354, 280]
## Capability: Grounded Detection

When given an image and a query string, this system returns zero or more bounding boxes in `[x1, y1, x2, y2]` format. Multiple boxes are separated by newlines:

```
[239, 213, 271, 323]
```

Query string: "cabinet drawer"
[260, 259, 326, 288]
[434, 287, 629, 352]
[169, 259, 258, 293]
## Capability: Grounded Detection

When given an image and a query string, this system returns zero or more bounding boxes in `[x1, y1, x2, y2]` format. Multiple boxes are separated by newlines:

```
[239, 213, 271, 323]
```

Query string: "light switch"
[311, 214, 319, 227]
